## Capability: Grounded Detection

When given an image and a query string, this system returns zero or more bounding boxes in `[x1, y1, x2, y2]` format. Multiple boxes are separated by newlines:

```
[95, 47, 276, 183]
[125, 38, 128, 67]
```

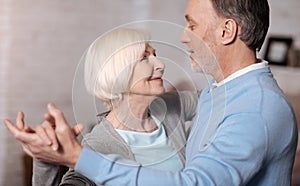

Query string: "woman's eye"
[141, 56, 148, 61]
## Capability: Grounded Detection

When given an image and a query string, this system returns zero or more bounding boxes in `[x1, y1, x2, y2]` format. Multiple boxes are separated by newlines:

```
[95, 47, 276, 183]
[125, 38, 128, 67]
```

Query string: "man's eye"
[189, 25, 196, 31]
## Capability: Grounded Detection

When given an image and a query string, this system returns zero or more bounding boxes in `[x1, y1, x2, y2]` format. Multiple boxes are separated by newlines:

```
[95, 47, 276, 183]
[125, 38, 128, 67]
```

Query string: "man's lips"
[188, 49, 194, 54]
[187, 49, 195, 59]
[190, 53, 196, 60]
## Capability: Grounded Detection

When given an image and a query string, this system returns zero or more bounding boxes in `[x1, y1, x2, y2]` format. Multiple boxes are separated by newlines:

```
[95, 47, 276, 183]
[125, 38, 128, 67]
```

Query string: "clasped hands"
[4, 103, 83, 168]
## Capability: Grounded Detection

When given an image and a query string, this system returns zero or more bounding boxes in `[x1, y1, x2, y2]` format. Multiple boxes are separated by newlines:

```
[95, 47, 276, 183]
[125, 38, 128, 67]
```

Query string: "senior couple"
[5, 0, 298, 185]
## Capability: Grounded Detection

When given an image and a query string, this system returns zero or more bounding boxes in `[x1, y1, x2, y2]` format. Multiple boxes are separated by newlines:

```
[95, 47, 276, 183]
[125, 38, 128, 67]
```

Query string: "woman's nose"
[152, 57, 165, 72]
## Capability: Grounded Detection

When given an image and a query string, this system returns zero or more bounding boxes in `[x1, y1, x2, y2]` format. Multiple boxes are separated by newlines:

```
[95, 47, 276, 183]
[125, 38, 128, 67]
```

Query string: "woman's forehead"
[145, 43, 155, 52]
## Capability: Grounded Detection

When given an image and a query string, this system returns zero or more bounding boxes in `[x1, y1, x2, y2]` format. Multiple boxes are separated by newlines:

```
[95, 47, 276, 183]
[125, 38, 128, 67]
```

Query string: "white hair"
[84, 28, 151, 107]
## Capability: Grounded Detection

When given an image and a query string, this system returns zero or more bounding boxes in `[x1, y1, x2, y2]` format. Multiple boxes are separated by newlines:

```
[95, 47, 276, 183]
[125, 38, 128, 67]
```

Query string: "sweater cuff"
[74, 148, 104, 179]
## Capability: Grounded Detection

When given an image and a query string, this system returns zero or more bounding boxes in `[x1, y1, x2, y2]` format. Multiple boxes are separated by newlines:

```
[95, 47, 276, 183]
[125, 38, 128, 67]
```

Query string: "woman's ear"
[218, 19, 238, 45]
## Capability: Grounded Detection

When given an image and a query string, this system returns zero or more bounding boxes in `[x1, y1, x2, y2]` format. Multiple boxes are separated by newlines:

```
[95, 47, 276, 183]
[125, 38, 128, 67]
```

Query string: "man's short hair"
[211, 0, 270, 51]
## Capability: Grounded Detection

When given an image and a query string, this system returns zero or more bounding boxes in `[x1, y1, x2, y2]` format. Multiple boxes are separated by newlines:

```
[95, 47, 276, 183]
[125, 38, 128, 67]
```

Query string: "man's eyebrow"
[185, 15, 196, 23]
[185, 15, 190, 21]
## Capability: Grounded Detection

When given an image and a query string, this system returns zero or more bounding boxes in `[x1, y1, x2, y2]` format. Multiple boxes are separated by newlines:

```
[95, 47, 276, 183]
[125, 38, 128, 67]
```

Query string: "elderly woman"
[28, 28, 198, 185]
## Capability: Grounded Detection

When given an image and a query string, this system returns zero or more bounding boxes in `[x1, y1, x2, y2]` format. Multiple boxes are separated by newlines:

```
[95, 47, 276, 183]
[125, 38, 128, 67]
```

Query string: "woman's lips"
[149, 77, 163, 82]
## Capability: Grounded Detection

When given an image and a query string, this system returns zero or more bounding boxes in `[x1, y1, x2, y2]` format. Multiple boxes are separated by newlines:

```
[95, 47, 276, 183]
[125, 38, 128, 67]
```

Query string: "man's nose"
[181, 28, 191, 43]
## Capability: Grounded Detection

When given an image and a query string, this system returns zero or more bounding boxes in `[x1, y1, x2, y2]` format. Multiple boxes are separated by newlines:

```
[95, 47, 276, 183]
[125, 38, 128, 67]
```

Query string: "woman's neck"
[106, 93, 158, 132]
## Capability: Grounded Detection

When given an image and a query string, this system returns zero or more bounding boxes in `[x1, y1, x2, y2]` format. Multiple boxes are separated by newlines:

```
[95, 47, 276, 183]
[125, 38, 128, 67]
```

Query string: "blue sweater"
[75, 66, 298, 185]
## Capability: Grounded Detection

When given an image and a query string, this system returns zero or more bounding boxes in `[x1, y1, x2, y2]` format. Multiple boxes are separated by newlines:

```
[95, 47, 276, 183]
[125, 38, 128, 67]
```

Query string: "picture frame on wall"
[264, 36, 293, 66]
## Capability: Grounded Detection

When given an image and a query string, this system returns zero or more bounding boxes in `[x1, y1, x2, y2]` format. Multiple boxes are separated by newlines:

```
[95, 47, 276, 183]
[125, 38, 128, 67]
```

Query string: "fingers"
[16, 112, 25, 129]
[6, 112, 33, 134]
[4, 119, 38, 143]
[44, 113, 55, 128]
[4, 119, 20, 137]
[45, 107, 83, 137]
[43, 113, 60, 150]
[42, 121, 58, 150]
[47, 103, 68, 131]
[47, 103, 77, 151]
[72, 124, 84, 136]
[42, 120, 59, 151]
[35, 124, 52, 146]
[24, 125, 35, 133]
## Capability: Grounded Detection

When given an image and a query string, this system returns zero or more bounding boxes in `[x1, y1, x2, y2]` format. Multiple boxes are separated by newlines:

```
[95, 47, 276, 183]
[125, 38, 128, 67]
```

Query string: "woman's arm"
[59, 169, 96, 186]
[179, 90, 199, 121]
[32, 161, 60, 186]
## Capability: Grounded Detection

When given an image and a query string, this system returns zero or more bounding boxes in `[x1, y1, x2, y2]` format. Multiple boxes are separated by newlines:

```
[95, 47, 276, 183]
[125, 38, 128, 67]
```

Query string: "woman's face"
[129, 44, 165, 96]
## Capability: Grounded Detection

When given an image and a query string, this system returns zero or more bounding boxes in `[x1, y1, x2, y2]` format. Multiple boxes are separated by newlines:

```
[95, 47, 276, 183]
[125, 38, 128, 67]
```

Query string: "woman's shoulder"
[81, 116, 135, 160]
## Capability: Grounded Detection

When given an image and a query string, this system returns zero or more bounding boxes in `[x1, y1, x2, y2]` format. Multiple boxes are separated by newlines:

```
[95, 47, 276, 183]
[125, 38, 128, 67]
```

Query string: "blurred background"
[0, 0, 299, 185]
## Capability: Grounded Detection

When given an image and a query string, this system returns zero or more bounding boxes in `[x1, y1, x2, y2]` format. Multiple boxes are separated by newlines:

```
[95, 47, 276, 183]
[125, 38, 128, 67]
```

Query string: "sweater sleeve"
[179, 91, 199, 121]
[32, 160, 60, 186]
[59, 168, 96, 186]
[75, 148, 141, 185]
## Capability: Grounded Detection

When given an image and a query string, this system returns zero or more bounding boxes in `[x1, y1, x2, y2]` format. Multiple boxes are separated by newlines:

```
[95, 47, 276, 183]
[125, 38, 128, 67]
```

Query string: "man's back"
[186, 66, 298, 185]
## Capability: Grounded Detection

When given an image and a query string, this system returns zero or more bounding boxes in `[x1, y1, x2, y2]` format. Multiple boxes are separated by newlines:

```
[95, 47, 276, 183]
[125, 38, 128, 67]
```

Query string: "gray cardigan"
[32, 91, 198, 186]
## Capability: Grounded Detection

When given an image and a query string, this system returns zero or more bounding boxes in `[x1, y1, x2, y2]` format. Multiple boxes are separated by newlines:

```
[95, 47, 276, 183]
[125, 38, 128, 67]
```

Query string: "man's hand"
[4, 103, 84, 168]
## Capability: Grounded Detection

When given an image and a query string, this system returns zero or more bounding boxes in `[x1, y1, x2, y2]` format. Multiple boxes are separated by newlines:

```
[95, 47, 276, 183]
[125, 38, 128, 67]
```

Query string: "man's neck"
[215, 42, 257, 83]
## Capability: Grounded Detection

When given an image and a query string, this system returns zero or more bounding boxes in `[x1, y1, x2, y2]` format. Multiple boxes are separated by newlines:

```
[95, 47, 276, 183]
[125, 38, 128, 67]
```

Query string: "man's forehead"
[184, 0, 216, 21]
[184, 1, 201, 22]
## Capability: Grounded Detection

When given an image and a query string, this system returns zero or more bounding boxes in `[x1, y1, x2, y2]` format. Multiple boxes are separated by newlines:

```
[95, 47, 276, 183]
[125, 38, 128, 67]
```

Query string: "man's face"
[181, 0, 220, 74]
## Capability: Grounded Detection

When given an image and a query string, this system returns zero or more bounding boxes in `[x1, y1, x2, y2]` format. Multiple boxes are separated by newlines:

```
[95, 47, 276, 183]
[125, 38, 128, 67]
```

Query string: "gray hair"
[84, 28, 151, 106]
[211, 0, 269, 51]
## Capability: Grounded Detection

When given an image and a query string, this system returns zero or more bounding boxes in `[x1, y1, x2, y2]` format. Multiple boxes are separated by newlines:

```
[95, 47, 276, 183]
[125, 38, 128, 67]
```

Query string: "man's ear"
[218, 19, 238, 45]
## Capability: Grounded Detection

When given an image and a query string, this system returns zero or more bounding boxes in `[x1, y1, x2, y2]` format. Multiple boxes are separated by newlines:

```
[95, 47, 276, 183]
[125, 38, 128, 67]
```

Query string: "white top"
[116, 116, 183, 171]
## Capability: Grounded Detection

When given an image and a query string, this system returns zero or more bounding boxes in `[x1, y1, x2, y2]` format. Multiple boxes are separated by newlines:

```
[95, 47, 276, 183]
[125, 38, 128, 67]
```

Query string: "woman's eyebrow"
[145, 48, 155, 54]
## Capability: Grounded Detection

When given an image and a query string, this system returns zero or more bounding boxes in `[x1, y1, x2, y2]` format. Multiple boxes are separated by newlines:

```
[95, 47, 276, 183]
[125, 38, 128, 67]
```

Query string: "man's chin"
[191, 63, 203, 73]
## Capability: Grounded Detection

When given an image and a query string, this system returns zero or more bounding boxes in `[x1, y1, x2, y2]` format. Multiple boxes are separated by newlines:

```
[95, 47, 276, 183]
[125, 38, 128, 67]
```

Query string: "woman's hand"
[4, 103, 84, 168]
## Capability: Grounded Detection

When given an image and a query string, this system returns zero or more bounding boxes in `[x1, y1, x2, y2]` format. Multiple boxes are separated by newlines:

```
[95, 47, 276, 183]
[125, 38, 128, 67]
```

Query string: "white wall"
[259, 0, 300, 57]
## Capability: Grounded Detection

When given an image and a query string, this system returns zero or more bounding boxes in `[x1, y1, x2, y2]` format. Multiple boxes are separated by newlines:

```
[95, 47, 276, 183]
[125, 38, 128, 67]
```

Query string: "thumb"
[72, 124, 84, 136]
